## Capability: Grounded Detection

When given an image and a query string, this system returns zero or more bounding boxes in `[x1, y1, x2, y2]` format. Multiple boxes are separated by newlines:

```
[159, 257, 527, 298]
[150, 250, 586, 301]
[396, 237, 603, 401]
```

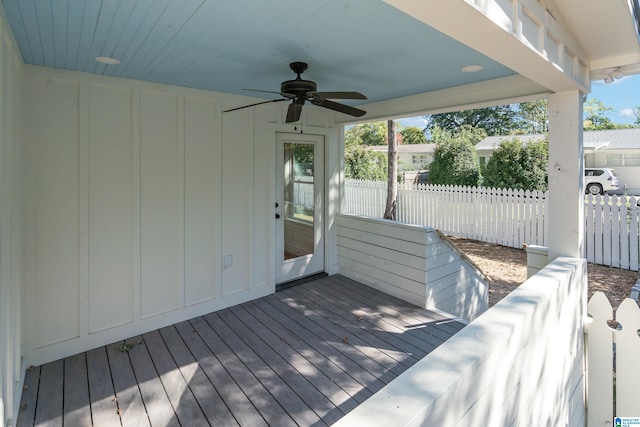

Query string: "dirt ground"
[447, 236, 639, 311]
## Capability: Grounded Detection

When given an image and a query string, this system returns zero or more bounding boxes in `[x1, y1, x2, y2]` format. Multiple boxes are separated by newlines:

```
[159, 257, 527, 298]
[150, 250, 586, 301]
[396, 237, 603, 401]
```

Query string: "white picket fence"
[343, 178, 640, 271]
[585, 194, 640, 271]
[586, 292, 640, 424]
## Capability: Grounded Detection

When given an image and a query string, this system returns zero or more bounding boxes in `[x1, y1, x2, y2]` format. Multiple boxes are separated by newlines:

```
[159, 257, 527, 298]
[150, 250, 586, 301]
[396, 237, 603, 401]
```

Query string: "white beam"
[337, 75, 549, 125]
[547, 91, 584, 260]
[384, 0, 589, 93]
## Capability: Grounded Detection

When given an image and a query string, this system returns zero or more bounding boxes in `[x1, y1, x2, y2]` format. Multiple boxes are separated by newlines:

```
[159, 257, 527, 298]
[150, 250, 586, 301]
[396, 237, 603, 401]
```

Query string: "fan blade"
[308, 91, 367, 100]
[286, 103, 303, 123]
[311, 99, 366, 117]
[223, 98, 288, 113]
[243, 88, 296, 99]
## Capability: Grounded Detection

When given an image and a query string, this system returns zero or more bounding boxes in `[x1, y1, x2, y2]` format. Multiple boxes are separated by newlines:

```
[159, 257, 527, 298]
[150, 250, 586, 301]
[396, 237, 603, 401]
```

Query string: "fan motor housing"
[281, 79, 317, 98]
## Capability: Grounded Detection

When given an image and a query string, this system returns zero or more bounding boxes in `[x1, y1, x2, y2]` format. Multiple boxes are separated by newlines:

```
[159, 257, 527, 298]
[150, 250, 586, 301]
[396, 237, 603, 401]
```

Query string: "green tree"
[400, 126, 427, 144]
[583, 98, 615, 130]
[432, 125, 487, 145]
[428, 126, 482, 186]
[425, 105, 519, 136]
[344, 122, 387, 148]
[344, 145, 387, 180]
[633, 106, 640, 126]
[518, 100, 548, 133]
[483, 137, 548, 191]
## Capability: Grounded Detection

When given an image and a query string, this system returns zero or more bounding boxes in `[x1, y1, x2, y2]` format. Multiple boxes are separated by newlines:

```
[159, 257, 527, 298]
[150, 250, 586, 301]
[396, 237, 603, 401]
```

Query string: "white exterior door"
[275, 133, 325, 284]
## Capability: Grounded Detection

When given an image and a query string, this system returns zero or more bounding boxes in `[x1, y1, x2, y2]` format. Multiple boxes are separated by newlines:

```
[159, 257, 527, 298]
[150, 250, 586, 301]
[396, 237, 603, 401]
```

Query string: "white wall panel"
[140, 90, 180, 318]
[27, 77, 81, 347]
[184, 96, 220, 305]
[88, 84, 134, 332]
[221, 109, 253, 296]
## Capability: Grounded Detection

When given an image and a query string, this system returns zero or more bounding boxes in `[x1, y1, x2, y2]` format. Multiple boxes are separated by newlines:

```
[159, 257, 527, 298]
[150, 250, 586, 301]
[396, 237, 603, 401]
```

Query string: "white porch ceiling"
[3, 0, 640, 113]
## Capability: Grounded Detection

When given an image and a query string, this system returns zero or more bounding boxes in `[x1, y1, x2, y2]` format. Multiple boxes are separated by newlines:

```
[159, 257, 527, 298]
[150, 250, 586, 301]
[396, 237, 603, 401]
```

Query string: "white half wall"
[0, 7, 23, 427]
[336, 214, 488, 321]
[335, 257, 587, 427]
[20, 65, 339, 367]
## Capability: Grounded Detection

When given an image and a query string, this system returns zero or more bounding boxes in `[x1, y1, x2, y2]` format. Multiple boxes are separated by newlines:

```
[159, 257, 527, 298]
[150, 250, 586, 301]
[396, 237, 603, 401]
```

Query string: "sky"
[398, 73, 640, 129]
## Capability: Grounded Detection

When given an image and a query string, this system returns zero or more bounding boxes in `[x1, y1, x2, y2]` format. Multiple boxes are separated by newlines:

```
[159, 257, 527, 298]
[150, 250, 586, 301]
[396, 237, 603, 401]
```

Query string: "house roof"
[369, 144, 437, 154]
[582, 128, 640, 150]
[476, 134, 547, 151]
[3, 0, 640, 123]
[476, 128, 640, 152]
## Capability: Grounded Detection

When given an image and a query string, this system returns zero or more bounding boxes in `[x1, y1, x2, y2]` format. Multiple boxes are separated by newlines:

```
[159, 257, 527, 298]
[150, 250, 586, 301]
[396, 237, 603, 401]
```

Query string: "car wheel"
[586, 183, 603, 195]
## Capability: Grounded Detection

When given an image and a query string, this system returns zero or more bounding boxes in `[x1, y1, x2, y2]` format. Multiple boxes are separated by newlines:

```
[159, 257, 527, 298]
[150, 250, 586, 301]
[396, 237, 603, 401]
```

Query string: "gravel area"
[447, 236, 639, 312]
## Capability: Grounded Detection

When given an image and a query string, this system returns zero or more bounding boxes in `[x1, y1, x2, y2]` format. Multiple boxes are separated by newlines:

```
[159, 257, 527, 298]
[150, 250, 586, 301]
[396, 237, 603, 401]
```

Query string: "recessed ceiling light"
[95, 56, 121, 65]
[460, 64, 484, 73]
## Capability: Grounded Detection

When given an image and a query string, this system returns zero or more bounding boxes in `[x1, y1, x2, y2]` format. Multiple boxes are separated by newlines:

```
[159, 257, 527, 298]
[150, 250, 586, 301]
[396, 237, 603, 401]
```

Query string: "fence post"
[586, 292, 614, 427]
[615, 298, 640, 417]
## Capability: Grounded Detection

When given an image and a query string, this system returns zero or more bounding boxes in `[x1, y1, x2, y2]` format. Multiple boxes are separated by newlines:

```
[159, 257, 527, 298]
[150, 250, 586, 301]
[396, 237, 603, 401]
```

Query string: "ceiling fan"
[223, 62, 367, 123]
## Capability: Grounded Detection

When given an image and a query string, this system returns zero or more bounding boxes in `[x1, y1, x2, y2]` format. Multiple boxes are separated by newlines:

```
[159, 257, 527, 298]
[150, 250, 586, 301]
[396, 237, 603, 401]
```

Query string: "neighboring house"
[369, 143, 437, 170]
[1, 0, 639, 426]
[477, 129, 640, 191]
[369, 143, 437, 182]
[584, 129, 640, 192]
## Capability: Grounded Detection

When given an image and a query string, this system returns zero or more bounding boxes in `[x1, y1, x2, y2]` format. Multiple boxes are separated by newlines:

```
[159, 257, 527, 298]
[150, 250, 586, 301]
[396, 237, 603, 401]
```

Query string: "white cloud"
[619, 108, 635, 118]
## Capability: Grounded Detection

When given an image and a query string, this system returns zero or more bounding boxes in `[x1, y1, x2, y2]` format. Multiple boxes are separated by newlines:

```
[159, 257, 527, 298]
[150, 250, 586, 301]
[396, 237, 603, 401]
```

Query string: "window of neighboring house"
[412, 154, 429, 164]
[606, 153, 640, 167]
[624, 153, 640, 166]
[606, 154, 623, 166]
[479, 156, 486, 169]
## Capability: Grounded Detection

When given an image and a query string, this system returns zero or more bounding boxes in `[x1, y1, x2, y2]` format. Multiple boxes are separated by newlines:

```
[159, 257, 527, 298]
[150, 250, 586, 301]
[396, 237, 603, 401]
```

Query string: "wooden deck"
[17, 275, 465, 427]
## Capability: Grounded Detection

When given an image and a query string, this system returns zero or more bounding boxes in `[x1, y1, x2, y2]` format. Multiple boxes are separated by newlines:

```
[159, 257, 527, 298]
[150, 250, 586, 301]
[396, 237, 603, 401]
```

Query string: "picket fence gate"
[343, 179, 640, 271]
[586, 292, 640, 425]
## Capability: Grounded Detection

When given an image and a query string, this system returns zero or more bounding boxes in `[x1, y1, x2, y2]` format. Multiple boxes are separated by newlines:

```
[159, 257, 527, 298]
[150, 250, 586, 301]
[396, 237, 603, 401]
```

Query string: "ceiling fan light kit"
[223, 62, 367, 123]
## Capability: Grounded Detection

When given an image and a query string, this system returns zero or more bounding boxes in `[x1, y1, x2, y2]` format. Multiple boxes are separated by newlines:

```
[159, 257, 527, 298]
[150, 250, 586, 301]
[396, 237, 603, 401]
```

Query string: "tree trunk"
[384, 120, 398, 220]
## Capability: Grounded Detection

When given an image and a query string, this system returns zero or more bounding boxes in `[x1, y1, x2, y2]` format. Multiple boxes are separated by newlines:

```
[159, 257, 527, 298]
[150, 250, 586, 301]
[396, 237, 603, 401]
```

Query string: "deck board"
[174, 320, 266, 427]
[16, 366, 40, 427]
[209, 310, 328, 426]
[63, 353, 92, 427]
[158, 325, 239, 427]
[143, 329, 210, 426]
[237, 301, 377, 401]
[16, 275, 466, 426]
[126, 335, 180, 427]
[34, 360, 64, 427]
[285, 285, 427, 362]
[105, 340, 151, 427]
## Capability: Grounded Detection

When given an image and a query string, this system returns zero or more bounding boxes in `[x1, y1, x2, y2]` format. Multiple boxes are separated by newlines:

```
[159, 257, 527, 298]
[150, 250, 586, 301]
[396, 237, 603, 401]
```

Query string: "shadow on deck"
[17, 275, 465, 427]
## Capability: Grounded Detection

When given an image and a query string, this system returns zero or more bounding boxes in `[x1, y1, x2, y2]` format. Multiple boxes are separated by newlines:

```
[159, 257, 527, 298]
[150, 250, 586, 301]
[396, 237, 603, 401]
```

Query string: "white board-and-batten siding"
[0, 10, 23, 426]
[336, 213, 488, 321]
[20, 65, 295, 367]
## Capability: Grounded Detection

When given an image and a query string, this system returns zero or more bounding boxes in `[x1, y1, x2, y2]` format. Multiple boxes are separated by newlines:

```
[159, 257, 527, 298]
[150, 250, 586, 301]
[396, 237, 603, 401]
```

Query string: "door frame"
[275, 132, 325, 284]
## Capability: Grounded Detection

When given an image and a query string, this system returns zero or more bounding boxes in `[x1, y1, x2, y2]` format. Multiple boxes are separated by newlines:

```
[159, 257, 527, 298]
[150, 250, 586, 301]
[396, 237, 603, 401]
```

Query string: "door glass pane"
[283, 143, 314, 260]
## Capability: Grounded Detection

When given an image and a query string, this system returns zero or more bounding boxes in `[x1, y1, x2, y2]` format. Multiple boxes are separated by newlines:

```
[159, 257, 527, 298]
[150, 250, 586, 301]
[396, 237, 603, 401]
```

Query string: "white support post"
[547, 91, 584, 260]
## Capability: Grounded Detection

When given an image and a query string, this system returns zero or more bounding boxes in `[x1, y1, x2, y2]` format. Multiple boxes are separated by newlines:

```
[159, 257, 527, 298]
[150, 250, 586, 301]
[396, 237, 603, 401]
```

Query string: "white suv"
[584, 168, 620, 195]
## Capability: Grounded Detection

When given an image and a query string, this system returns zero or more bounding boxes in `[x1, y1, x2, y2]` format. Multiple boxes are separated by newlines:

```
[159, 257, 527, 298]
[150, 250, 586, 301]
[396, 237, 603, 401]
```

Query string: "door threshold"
[276, 272, 328, 292]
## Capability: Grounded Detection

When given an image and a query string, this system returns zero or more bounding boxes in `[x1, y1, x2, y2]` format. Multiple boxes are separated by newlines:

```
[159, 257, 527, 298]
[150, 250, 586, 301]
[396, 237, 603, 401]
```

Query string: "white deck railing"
[343, 179, 640, 271]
